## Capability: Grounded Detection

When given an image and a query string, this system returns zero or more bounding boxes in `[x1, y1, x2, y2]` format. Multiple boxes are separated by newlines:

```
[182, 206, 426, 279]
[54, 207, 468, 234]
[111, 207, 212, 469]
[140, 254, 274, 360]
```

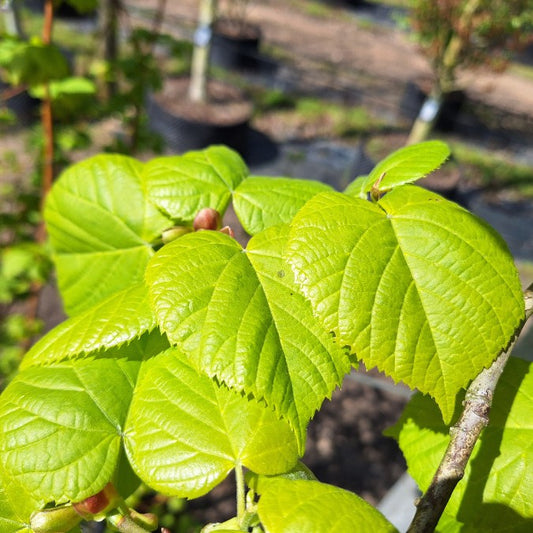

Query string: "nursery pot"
[147, 77, 253, 155]
[0, 80, 40, 126]
[23, 0, 97, 18]
[211, 19, 262, 71]
[400, 81, 466, 133]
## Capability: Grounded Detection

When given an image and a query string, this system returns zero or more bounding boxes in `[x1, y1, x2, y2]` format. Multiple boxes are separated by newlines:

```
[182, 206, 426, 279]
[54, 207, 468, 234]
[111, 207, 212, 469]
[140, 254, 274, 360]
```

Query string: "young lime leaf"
[144, 145, 248, 221]
[21, 284, 163, 369]
[357, 140, 450, 194]
[387, 357, 533, 531]
[124, 347, 298, 499]
[0, 357, 140, 505]
[287, 188, 523, 423]
[45, 154, 173, 315]
[256, 479, 397, 533]
[0, 471, 37, 533]
[145, 226, 350, 448]
[246, 462, 317, 494]
[233, 176, 333, 235]
[343, 175, 368, 199]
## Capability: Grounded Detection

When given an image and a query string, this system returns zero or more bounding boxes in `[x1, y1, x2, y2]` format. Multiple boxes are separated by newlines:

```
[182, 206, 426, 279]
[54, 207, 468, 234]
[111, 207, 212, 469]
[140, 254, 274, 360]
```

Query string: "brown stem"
[40, 0, 55, 217]
[20, 0, 55, 352]
[407, 285, 533, 533]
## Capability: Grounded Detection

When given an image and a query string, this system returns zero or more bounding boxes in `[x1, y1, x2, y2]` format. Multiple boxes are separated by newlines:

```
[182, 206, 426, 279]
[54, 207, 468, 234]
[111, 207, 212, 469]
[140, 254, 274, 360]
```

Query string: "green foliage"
[256, 478, 398, 533]
[0, 37, 69, 87]
[286, 185, 523, 422]
[0, 142, 529, 532]
[410, 0, 533, 91]
[388, 357, 533, 530]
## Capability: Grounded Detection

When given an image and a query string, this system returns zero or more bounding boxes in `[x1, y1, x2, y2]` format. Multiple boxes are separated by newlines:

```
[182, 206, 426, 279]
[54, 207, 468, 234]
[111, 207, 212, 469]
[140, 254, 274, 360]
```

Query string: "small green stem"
[115, 514, 152, 533]
[235, 463, 246, 523]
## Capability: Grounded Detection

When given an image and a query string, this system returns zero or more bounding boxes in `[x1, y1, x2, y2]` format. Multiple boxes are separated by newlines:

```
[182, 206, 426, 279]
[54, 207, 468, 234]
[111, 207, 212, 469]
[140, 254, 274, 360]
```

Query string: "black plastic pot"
[399, 81, 466, 133]
[146, 80, 252, 155]
[0, 81, 40, 126]
[211, 20, 262, 71]
[23, 0, 97, 19]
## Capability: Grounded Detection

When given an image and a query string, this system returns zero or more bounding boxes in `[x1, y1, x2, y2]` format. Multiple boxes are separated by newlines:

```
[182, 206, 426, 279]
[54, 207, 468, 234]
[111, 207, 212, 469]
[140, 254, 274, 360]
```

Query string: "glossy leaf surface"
[0, 358, 139, 504]
[124, 347, 298, 498]
[0, 473, 34, 533]
[44, 154, 172, 314]
[21, 284, 160, 368]
[358, 140, 450, 193]
[256, 479, 397, 533]
[145, 145, 248, 220]
[287, 187, 523, 421]
[233, 176, 332, 235]
[387, 357, 533, 531]
[145, 226, 350, 447]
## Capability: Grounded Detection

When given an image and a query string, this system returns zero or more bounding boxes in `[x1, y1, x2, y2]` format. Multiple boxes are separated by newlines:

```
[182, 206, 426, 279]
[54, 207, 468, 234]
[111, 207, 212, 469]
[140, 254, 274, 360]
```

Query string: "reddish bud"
[193, 208, 222, 231]
[73, 482, 120, 519]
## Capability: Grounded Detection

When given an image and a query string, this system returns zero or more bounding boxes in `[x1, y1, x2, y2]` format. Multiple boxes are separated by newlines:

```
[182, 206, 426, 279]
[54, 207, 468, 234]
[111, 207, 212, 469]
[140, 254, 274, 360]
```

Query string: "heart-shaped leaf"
[124, 347, 298, 498]
[145, 226, 350, 448]
[287, 188, 523, 422]
[45, 154, 172, 315]
[355, 140, 450, 193]
[387, 357, 533, 531]
[256, 478, 397, 533]
[145, 145, 248, 220]
[21, 284, 163, 369]
[233, 176, 332, 235]
[0, 357, 140, 505]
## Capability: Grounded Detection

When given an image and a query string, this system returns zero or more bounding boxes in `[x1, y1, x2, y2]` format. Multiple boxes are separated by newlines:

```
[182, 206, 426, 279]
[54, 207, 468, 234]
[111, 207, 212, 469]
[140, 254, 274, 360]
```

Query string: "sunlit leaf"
[256, 478, 397, 533]
[387, 357, 533, 531]
[287, 188, 523, 421]
[124, 347, 298, 498]
[145, 226, 350, 448]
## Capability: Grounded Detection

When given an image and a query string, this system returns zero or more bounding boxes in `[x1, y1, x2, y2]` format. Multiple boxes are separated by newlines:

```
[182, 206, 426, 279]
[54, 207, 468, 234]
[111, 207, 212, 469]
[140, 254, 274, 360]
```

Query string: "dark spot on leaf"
[277, 270, 285, 278]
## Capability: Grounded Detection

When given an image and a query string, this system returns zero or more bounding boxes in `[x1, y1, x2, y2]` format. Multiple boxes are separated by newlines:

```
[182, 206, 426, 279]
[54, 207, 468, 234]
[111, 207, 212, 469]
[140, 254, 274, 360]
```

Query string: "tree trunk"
[406, 89, 443, 145]
[406, 0, 482, 144]
[188, 0, 217, 103]
[99, 0, 122, 99]
[2, 0, 25, 37]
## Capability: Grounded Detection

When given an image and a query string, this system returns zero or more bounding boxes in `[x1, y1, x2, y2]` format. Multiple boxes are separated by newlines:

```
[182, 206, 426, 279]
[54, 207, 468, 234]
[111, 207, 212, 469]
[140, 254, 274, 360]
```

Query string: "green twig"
[236, 463, 246, 523]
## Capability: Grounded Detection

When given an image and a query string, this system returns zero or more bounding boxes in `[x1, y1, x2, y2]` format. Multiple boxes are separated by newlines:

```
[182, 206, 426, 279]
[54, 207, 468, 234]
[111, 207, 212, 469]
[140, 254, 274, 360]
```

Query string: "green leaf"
[287, 188, 523, 422]
[343, 175, 368, 199]
[20, 284, 160, 369]
[145, 146, 248, 221]
[256, 479, 397, 533]
[124, 347, 298, 498]
[0, 357, 140, 505]
[44, 154, 172, 314]
[356, 140, 450, 193]
[0, 470, 35, 533]
[30, 77, 96, 100]
[246, 462, 317, 494]
[6, 41, 70, 87]
[145, 226, 350, 448]
[387, 357, 533, 532]
[233, 176, 332, 235]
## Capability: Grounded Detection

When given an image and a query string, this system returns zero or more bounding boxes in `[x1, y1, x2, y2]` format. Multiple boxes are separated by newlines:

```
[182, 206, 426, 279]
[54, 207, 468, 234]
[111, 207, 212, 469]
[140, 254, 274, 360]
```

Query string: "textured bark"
[407, 285, 533, 532]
